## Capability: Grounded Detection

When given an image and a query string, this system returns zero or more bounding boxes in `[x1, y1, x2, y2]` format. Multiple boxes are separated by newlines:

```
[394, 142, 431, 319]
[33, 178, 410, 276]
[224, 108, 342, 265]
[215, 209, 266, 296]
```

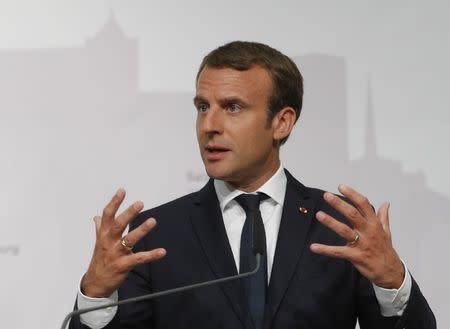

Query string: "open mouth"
[205, 146, 230, 154]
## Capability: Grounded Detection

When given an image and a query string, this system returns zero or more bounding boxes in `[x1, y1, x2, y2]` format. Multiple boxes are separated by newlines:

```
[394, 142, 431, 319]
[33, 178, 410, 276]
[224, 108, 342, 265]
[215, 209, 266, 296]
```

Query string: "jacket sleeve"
[357, 273, 436, 329]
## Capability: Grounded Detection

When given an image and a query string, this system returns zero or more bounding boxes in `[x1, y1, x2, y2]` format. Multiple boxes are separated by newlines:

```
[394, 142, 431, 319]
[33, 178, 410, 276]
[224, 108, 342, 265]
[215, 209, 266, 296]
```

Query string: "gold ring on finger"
[348, 232, 360, 246]
[121, 237, 133, 251]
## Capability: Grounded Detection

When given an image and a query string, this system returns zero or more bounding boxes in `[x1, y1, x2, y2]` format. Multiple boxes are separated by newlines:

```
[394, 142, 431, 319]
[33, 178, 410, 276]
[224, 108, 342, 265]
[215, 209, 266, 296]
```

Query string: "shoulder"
[129, 178, 216, 230]
[285, 168, 350, 223]
[131, 190, 200, 229]
[284, 168, 326, 200]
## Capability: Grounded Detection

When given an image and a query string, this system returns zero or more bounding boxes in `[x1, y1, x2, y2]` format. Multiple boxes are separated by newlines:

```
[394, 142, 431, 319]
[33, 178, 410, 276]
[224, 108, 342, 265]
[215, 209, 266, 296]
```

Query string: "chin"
[204, 169, 226, 180]
[203, 164, 232, 181]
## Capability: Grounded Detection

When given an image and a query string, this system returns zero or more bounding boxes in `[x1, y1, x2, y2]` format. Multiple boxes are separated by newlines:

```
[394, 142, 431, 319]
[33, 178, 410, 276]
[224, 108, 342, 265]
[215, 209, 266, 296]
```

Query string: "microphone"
[61, 220, 265, 329]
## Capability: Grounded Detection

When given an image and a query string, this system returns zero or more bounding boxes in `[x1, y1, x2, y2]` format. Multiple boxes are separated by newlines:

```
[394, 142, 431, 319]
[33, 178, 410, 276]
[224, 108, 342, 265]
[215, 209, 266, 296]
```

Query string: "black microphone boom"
[61, 238, 264, 329]
[61, 210, 266, 329]
[61, 254, 262, 329]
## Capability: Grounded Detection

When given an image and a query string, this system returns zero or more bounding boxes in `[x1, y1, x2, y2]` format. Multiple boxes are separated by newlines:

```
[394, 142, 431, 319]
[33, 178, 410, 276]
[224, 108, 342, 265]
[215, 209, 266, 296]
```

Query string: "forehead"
[195, 66, 272, 101]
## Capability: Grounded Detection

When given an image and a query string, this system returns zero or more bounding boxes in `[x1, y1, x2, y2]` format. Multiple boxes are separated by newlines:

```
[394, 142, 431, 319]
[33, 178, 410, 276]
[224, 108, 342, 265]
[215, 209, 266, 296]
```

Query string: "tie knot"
[235, 193, 268, 212]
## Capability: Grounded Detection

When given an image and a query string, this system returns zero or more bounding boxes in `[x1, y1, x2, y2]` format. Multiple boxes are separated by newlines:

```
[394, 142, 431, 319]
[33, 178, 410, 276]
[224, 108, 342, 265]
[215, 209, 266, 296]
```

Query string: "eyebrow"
[193, 95, 206, 106]
[219, 97, 249, 108]
[193, 95, 250, 108]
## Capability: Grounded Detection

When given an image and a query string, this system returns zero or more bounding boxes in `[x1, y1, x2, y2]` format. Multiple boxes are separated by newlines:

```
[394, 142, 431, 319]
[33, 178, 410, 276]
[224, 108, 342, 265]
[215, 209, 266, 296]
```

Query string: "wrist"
[81, 272, 112, 298]
[377, 259, 405, 289]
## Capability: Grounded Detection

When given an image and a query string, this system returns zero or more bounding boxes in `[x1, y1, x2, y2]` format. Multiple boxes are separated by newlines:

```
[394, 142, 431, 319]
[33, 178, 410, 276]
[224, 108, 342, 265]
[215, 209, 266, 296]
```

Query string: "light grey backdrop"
[0, 1, 448, 328]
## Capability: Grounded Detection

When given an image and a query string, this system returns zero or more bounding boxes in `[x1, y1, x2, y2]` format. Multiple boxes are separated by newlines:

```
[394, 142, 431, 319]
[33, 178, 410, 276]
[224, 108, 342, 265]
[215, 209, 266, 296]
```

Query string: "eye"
[197, 104, 209, 113]
[227, 103, 241, 113]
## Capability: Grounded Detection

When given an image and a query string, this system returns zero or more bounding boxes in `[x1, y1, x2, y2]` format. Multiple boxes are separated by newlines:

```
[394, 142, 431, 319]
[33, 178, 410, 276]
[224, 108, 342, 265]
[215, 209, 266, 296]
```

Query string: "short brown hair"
[196, 41, 303, 144]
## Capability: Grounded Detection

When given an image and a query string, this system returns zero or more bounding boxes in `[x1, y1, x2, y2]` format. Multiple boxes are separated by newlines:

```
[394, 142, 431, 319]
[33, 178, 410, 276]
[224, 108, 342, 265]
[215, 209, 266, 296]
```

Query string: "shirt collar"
[213, 165, 287, 212]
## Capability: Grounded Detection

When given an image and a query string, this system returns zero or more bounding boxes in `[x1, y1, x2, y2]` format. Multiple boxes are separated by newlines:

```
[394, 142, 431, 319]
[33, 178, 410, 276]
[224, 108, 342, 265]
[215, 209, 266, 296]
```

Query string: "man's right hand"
[81, 188, 166, 298]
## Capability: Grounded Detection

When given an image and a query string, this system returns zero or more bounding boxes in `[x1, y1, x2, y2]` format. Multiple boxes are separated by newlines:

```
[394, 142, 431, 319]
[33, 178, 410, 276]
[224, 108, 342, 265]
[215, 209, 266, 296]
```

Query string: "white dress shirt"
[77, 166, 411, 328]
[213, 164, 287, 281]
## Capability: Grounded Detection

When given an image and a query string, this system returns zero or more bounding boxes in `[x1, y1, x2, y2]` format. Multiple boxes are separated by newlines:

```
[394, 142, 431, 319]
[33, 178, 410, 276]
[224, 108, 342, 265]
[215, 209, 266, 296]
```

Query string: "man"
[69, 41, 435, 329]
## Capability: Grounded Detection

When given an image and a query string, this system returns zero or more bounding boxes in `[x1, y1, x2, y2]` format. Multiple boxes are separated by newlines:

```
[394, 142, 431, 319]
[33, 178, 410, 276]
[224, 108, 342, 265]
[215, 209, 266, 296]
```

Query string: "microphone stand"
[60, 254, 261, 329]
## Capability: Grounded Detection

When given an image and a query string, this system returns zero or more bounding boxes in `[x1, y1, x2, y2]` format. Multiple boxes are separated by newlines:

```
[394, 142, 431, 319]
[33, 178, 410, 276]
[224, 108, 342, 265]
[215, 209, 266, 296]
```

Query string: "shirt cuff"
[76, 276, 118, 329]
[372, 260, 412, 317]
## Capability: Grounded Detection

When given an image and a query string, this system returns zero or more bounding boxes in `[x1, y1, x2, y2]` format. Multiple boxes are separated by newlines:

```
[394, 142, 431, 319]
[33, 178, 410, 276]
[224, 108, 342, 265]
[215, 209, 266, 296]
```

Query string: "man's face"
[194, 65, 280, 190]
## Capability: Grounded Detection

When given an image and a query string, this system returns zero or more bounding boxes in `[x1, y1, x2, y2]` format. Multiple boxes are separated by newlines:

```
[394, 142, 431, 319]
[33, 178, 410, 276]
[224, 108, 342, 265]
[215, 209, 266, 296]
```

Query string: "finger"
[315, 211, 356, 242]
[122, 248, 167, 270]
[323, 192, 366, 228]
[102, 188, 126, 227]
[110, 201, 144, 237]
[377, 202, 391, 238]
[338, 185, 374, 218]
[93, 216, 101, 236]
[310, 243, 357, 261]
[120, 218, 157, 249]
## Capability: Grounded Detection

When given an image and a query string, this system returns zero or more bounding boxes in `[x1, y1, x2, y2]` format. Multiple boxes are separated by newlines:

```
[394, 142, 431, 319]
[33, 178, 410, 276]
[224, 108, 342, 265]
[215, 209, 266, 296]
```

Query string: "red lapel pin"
[299, 207, 308, 214]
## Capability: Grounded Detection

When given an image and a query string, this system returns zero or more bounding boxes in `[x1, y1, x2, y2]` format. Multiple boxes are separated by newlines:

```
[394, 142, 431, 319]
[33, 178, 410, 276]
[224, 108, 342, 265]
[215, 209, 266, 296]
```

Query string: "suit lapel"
[189, 180, 254, 329]
[265, 170, 316, 327]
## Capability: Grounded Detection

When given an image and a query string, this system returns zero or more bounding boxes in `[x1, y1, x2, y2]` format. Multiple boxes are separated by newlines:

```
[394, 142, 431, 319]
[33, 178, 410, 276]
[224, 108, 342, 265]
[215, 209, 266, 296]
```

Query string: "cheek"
[240, 128, 272, 156]
[247, 120, 273, 141]
[225, 117, 273, 151]
[195, 121, 202, 140]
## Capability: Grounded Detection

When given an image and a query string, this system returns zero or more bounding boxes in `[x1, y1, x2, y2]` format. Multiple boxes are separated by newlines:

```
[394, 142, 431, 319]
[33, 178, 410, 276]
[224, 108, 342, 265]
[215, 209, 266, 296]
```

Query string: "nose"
[198, 107, 223, 136]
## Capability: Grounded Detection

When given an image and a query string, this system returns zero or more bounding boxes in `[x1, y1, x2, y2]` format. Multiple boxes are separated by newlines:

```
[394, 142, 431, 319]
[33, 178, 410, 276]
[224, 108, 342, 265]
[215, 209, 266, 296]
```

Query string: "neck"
[229, 159, 281, 192]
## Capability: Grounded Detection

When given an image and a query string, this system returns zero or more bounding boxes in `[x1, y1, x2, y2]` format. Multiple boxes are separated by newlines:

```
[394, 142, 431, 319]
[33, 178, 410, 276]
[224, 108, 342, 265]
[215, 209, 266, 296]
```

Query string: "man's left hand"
[310, 184, 405, 289]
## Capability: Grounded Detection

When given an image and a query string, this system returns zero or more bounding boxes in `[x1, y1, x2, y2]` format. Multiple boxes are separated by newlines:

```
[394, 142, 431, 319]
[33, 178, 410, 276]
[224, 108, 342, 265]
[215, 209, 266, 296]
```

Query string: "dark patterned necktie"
[235, 193, 268, 329]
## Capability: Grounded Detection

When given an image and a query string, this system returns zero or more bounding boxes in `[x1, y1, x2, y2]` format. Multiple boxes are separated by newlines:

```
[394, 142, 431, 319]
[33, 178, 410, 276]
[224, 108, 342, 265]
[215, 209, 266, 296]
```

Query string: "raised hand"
[81, 188, 166, 298]
[310, 184, 405, 289]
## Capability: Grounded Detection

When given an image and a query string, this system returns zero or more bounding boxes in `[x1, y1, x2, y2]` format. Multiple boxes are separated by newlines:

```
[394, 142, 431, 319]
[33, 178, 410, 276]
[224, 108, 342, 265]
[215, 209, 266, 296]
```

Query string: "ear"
[271, 107, 297, 142]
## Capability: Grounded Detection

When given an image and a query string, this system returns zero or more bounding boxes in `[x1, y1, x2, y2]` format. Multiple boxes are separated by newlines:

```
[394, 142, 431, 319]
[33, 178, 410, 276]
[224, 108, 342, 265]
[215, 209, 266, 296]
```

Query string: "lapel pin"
[299, 207, 308, 214]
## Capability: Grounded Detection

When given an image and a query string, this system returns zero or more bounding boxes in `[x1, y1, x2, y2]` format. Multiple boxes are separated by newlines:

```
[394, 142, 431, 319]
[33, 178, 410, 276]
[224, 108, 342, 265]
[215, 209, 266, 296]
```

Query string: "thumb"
[377, 202, 391, 239]
[93, 215, 102, 236]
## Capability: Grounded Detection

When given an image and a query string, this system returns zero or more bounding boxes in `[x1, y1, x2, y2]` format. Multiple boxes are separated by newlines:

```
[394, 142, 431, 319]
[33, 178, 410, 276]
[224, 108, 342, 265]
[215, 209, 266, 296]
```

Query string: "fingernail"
[158, 248, 166, 256]
[310, 244, 319, 251]
[316, 211, 325, 220]
[134, 201, 144, 210]
[116, 188, 125, 196]
[324, 192, 333, 201]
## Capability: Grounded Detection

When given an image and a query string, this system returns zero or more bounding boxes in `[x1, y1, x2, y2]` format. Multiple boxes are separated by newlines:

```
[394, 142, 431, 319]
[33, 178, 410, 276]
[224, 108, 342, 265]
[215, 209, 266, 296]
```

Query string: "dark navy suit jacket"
[70, 170, 435, 329]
